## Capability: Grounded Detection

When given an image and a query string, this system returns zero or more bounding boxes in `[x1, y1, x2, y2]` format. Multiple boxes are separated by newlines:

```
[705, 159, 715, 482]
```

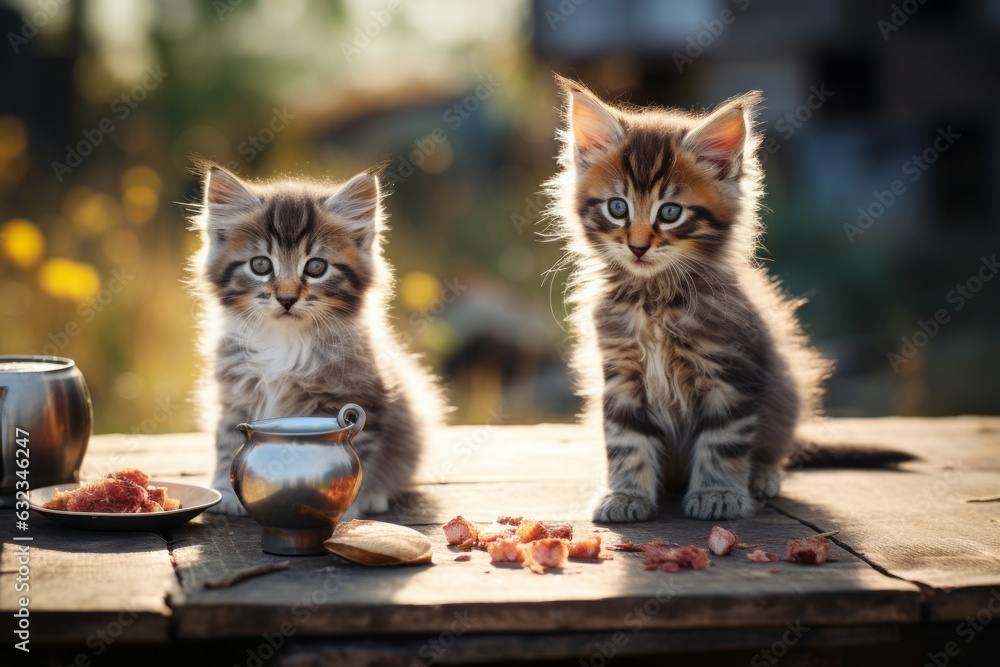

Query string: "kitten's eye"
[250, 256, 272, 275]
[607, 198, 629, 219]
[658, 203, 683, 223]
[304, 258, 327, 277]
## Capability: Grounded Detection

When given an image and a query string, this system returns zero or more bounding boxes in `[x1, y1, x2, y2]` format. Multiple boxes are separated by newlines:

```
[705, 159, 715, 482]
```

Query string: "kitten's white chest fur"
[631, 304, 724, 427]
[228, 318, 326, 420]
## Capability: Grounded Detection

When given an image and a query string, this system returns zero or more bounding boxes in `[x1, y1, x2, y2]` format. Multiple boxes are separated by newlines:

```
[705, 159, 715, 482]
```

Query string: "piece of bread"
[324, 519, 433, 566]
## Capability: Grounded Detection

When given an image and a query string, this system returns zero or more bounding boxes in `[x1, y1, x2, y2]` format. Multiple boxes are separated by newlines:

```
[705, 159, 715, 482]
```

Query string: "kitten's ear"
[559, 77, 625, 162]
[322, 172, 380, 250]
[203, 166, 260, 211]
[682, 96, 758, 177]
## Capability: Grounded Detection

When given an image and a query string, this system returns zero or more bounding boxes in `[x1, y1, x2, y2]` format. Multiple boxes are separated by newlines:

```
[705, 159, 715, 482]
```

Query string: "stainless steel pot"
[0, 356, 92, 508]
[230, 404, 365, 556]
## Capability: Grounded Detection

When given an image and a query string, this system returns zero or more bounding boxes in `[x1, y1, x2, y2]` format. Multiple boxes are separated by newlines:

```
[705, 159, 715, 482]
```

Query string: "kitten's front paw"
[593, 491, 655, 523]
[209, 487, 249, 517]
[750, 468, 782, 500]
[683, 488, 755, 520]
[341, 492, 390, 522]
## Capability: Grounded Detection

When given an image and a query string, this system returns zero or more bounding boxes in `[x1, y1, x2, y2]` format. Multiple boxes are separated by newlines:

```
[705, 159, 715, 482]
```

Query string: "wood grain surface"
[2, 416, 997, 658]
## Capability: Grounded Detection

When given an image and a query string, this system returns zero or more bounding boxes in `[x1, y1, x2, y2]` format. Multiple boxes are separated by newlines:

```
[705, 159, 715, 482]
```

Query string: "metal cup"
[0, 356, 93, 508]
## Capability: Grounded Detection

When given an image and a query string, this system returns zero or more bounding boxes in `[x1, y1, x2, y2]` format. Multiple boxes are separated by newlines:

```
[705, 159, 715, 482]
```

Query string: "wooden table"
[3, 417, 1000, 666]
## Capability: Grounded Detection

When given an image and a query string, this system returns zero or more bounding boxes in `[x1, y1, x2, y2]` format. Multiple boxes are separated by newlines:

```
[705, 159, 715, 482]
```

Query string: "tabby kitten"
[548, 77, 828, 521]
[191, 164, 443, 517]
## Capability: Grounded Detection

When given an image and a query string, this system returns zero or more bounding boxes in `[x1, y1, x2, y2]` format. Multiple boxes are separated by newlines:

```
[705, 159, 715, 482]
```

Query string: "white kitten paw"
[683, 488, 755, 520]
[341, 492, 390, 521]
[209, 487, 249, 517]
[365, 493, 390, 514]
[750, 468, 783, 500]
[593, 491, 655, 523]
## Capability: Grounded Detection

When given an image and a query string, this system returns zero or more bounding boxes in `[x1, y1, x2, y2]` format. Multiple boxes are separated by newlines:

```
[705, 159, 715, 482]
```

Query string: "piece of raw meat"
[516, 520, 573, 543]
[567, 535, 614, 559]
[786, 535, 831, 564]
[487, 538, 525, 563]
[522, 538, 569, 574]
[43, 469, 179, 514]
[643, 544, 711, 572]
[707, 526, 738, 555]
[443, 516, 478, 546]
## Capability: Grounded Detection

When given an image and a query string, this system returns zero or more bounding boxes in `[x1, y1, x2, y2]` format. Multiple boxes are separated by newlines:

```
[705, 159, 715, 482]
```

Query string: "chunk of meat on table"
[566, 535, 613, 560]
[522, 538, 569, 574]
[443, 516, 478, 546]
[487, 538, 524, 563]
[707, 526, 738, 555]
[516, 520, 573, 543]
[786, 535, 832, 564]
[643, 544, 712, 572]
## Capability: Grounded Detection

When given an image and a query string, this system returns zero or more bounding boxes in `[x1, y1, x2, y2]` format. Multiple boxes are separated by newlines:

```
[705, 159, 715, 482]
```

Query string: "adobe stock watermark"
[759, 84, 833, 166]
[544, 0, 587, 31]
[673, 0, 751, 73]
[923, 588, 1000, 667]
[235, 565, 353, 667]
[407, 610, 478, 667]
[7, 0, 70, 53]
[422, 407, 511, 486]
[223, 106, 297, 174]
[340, 0, 406, 62]
[375, 275, 469, 372]
[750, 621, 810, 666]
[912, 458, 964, 514]
[387, 407, 511, 523]
[578, 578, 678, 666]
[887, 254, 997, 372]
[844, 125, 960, 244]
[878, 0, 928, 41]
[92, 397, 177, 473]
[385, 70, 502, 185]
[785, 415, 844, 471]
[30, 267, 135, 357]
[213, 0, 244, 21]
[511, 194, 546, 234]
[51, 65, 169, 182]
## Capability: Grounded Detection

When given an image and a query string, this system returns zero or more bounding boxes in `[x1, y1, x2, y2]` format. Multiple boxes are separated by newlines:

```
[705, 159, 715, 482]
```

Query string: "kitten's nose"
[277, 295, 298, 311]
[629, 245, 649, 258]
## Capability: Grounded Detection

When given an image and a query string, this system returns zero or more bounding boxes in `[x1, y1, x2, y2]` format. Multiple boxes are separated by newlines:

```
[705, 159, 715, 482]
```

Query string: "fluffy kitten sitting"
[548, 77, 829, 521]
[191, 164, 443, 517]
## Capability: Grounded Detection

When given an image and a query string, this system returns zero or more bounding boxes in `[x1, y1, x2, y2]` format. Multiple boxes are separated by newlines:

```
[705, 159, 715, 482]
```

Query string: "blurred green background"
[1, 0, 997, 435]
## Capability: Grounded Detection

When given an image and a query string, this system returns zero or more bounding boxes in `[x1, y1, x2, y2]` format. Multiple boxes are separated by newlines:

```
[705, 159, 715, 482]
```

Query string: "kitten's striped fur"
[190, 165, 444, 517]
[547, 77, 828, 521]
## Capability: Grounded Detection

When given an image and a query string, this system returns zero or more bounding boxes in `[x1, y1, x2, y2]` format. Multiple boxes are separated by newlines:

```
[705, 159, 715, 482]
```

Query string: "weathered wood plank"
[52, 417, 1000, 646]
[170, 500, 918, 640]
[278, 624, 904, 667]
[0, 519, 175, 644]
[82, 416, 1000, 488]
[773, 467, 1000, 622]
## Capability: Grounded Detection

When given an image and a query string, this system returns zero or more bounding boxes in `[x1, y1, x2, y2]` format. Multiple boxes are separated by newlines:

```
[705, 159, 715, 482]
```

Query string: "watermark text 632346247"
[13, 427, 32, 653]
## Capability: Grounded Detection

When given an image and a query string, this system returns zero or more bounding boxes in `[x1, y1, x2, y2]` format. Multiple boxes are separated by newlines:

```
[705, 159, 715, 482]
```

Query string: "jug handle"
[236, 423, 253, 439]
[337, 404, 366, 439]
